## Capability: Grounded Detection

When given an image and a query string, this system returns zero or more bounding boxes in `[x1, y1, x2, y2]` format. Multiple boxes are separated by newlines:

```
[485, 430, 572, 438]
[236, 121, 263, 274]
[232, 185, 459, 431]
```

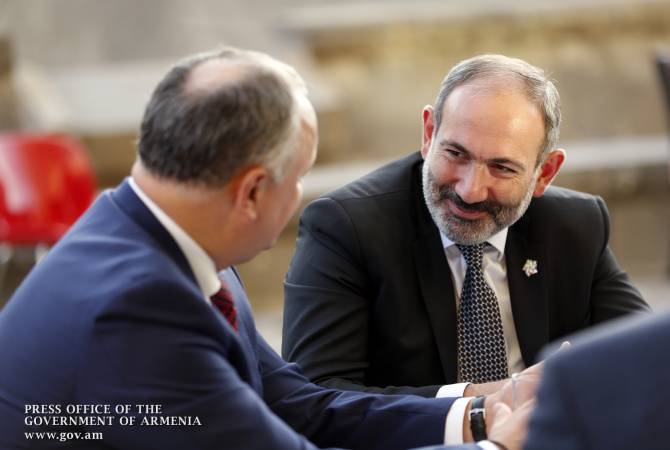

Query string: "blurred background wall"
[1, 0, 669, 346]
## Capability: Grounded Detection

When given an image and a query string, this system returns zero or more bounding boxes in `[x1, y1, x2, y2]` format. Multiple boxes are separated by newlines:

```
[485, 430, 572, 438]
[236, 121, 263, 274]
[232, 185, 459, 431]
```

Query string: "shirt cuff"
[478, 441, 503, 450]
[436, 382, 470, 398]
[444, 397, 472, 445]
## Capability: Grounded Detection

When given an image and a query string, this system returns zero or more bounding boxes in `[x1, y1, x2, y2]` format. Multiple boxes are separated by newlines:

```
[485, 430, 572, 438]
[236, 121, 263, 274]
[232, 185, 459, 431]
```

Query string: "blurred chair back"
[657, 51, 670, 132]
[655, 51, 670, 276]
[0, 133, 96, 245]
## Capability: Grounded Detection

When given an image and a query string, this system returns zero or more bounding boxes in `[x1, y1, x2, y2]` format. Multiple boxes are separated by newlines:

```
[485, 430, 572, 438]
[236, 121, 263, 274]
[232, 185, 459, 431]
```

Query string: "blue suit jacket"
[524, 312, 670, 450]
[0, 180, 479, 450]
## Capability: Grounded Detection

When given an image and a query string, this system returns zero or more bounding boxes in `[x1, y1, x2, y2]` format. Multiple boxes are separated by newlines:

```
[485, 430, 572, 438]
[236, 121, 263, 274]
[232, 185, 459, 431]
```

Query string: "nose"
[454, 164, 489, 204]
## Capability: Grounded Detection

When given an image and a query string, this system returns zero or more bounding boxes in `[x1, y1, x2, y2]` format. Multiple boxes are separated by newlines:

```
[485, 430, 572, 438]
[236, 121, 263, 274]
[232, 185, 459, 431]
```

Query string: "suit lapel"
[221, 268, 264, 394]
[411, 159, 459, 383]
[505, 216, 549, 367]
[413, 236, 459, 383]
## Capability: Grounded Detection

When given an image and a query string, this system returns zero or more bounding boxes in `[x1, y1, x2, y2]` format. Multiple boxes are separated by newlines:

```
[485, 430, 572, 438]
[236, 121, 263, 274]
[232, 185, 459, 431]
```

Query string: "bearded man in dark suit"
[283, 54, 650, 404]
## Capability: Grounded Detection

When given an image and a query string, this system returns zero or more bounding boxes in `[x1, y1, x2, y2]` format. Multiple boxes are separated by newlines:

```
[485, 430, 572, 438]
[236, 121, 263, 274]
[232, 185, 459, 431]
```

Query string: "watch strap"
[469, 395, 487, 441]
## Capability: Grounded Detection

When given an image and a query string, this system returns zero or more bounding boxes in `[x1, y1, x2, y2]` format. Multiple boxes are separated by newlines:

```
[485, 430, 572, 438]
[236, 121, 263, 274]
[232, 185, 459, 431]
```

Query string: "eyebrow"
[438, 139, 527, 172]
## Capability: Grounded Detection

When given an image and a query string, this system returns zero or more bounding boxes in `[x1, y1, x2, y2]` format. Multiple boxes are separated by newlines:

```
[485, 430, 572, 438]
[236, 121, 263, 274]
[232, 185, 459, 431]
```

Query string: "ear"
[421, 105, 435, 159]
[533, 149, 566, 197]
[230, 165, 271, 221]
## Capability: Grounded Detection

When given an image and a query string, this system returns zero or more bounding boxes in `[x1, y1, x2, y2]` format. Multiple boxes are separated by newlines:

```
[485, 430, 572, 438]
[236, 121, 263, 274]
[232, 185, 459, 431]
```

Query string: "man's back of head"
[131, 47, 318, 269]
[137, 47, 308, 188]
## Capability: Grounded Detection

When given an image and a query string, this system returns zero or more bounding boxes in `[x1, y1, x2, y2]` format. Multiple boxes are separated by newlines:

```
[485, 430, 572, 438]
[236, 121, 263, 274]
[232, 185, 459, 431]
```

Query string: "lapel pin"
[522, 259, 538, 277]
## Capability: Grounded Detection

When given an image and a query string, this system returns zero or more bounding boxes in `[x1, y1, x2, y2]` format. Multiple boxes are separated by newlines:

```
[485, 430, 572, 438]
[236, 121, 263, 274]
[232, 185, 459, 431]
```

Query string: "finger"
[494, 402, 512, 417]
[515, 398, 537, 413]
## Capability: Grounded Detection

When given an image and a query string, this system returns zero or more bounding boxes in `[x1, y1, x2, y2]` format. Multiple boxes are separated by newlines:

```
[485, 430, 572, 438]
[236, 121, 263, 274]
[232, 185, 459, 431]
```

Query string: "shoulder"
[530, 314, 668, 449]
[519, 185, 608, 234]
[545, 312, 669, 379]
[300, 155, 424, 245]
[29, 190, 200, 315]
[529, 185, 604, 212]
[303, 152, 422, 219]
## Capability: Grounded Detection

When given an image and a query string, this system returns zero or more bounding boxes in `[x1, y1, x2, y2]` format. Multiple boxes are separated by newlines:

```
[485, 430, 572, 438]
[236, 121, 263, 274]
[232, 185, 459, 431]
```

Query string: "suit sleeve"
[283, 197, 441, 397]
[258, 331, 465, 450]
[589, 196, 651, 322]
[80, 278, 469, 450]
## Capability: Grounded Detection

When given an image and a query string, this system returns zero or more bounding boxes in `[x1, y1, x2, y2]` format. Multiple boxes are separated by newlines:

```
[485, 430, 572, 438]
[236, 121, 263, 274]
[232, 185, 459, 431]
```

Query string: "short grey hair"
[432, 54, 561, 164]
[138, 47, 307, 187]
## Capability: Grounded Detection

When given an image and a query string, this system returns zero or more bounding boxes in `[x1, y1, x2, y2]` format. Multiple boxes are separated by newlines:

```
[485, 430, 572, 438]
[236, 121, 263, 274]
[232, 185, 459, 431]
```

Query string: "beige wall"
[292, 2, 670, 161]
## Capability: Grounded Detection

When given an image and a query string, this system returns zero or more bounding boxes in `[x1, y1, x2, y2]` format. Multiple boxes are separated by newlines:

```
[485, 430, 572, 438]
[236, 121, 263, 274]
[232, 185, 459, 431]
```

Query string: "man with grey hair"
[0, 48, 532, 450]
[283, 54, 649, 442]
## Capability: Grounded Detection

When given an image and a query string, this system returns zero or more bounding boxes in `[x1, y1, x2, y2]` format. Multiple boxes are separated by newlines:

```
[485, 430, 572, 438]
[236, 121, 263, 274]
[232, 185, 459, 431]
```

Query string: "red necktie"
[210, 282, 238, 331]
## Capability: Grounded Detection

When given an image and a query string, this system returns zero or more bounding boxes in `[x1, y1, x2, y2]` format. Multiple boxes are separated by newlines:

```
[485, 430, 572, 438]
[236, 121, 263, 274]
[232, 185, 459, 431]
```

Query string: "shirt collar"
[128, 177, 222, 299]
[439, 227, 508, 258]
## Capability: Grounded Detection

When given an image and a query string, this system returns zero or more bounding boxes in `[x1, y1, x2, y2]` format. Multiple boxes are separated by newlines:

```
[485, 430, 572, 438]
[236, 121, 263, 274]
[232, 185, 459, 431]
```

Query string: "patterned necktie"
[210, 281, 238, 331]
[456, 243, 508, 383]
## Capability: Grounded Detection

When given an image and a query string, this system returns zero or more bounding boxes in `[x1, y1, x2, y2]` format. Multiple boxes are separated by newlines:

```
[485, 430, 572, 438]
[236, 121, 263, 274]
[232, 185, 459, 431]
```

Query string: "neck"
[131, 162, 239, 270]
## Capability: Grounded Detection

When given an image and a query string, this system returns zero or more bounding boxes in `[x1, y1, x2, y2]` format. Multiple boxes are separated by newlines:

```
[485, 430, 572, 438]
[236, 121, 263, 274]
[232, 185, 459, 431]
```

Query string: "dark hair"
[138, 48, 304, 187]
[432, 54, 561, 164]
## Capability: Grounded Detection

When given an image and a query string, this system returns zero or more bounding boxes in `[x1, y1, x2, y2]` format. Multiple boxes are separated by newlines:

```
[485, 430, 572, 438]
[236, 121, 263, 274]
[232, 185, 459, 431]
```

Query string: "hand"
[485, 361, 542, 415]
[460, 361, 541, 442]
[487, 341, 570, 412]
[487, 399, 536, 450]
[462, 342, 571, 443]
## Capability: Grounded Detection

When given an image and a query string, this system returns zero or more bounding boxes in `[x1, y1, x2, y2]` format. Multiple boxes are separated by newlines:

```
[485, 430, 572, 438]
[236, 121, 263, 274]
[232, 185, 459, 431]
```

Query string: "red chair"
[0, 133, 96, 290]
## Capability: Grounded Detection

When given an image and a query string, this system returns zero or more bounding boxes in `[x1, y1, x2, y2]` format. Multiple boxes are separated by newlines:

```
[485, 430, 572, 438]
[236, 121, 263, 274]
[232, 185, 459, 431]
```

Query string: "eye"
[491, 164, 517, 175]
[445, 148, 466, 160]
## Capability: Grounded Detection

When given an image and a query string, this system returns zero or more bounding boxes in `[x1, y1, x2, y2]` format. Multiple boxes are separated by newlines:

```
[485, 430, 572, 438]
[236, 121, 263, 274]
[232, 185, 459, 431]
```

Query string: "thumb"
[493, 402, 512, 419]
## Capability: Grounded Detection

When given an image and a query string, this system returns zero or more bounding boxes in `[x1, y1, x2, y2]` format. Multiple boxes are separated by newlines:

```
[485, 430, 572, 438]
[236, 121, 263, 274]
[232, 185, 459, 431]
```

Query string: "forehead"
[437, 82, 545, 161]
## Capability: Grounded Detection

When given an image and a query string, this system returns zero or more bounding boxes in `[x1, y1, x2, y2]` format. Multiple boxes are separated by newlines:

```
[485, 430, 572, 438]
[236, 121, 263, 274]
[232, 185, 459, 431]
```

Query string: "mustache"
[437, 185, 502, 216]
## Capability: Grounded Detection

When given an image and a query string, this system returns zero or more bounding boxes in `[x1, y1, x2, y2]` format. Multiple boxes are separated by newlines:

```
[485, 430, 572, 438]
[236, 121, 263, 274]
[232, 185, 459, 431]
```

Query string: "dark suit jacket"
[283, 152, 650, 397]
[524, 311, 670, 450]
[0, 180, 474, 450]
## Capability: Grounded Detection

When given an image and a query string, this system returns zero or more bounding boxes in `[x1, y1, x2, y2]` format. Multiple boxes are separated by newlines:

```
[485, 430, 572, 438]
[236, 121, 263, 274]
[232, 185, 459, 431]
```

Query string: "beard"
[421, 161, 536, 245]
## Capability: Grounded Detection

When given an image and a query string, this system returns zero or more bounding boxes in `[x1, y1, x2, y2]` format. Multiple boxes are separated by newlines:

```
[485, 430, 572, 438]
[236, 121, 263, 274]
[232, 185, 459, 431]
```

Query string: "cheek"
[430, 158, 458, 184]
[494, 178, 533, 204]
[289, 183, 303, 215]
[280, 183, 303, 224]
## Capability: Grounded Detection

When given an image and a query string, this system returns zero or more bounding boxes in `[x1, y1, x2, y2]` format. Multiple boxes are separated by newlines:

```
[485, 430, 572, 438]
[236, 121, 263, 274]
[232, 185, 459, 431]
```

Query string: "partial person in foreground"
[0, 48, 533, 450]
[523, 310, 670, 450]
[283, 54, 650, 399]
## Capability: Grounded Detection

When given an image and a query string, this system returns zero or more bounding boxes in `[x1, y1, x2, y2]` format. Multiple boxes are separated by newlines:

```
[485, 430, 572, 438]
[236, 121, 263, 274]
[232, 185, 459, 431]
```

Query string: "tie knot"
[456, 243, 486, 268]
[210, 282, 238, 331]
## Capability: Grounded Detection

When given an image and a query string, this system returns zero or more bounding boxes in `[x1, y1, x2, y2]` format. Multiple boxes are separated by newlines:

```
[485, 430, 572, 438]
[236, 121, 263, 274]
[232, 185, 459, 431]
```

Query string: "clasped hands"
[462, 342, 571, 450]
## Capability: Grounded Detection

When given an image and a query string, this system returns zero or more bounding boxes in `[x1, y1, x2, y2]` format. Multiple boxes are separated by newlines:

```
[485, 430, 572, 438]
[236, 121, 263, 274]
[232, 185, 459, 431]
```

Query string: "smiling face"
[421, 81, 553, 245]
